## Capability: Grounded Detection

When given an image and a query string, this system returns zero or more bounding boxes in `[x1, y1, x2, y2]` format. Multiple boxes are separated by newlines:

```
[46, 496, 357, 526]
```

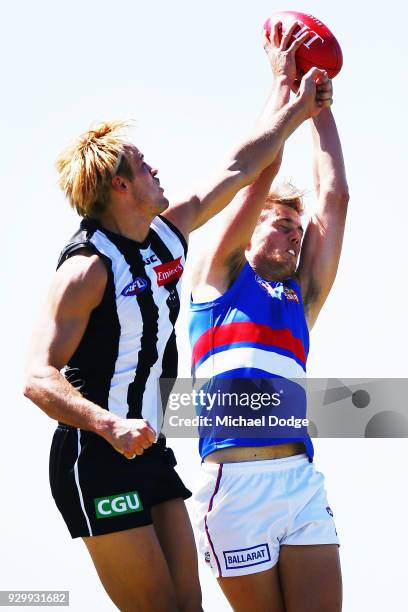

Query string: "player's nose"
[290, 230, 301, 244]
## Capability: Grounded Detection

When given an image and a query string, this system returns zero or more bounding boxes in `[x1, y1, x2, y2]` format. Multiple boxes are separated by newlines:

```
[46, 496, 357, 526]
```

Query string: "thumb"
[144, 420, 157, 442]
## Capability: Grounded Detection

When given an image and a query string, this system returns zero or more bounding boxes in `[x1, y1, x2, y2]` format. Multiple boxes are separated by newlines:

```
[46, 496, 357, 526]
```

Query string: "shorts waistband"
[202, 453, 309, 475]
[57, 423, 76, 431]
[55, 424, 168, 452]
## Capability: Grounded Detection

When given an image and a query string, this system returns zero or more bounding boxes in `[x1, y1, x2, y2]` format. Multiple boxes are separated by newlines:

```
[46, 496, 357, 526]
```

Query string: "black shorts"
[49, 425, 191, 539]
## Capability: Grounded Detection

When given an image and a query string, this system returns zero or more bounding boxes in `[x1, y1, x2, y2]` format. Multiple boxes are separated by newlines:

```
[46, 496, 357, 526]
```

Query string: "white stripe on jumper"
[151, 216, 183, 252]
[90, 231, 143, 420]
[195, 346, 306, 380]
[140, 218, 185, 432]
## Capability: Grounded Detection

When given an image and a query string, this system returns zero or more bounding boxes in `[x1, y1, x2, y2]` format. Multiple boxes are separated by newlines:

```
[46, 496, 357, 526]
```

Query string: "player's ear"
[111, 175, 128, 192]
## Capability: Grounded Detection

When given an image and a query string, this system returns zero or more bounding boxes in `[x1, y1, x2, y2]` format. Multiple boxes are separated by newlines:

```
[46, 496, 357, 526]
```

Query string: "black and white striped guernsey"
[57, 215, 187, 434]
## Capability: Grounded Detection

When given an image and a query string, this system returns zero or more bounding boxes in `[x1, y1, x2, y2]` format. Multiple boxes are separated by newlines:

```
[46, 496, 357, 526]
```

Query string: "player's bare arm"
[191, 68, 333, 301]
[191, 19, 312, 301]
[24, 252, 156, 459]
[163, 21, 315, 239]
[296, 103, 349, 329]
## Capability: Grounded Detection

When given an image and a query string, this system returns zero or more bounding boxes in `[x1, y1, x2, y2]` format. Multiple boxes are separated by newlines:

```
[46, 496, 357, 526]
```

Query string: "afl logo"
[121, 277, 148, 296]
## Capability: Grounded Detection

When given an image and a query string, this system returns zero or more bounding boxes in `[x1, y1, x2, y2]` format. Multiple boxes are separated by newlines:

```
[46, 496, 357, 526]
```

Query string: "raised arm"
[162, 21, 315, 237]
[23, 253, 156, 459]
[296, 102, 349, 330]
[189, 66, 333, 300]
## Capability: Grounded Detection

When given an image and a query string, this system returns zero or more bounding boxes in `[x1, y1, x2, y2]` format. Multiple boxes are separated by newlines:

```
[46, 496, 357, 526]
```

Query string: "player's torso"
[59, 215, 187, 432]
[189, 262, 312, 459]
[190, 262, 309, 380]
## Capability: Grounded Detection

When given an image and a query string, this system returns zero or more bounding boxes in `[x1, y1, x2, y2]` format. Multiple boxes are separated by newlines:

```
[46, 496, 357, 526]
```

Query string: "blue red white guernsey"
[189, 262, 314, 460]
[58, 215, 187, 435]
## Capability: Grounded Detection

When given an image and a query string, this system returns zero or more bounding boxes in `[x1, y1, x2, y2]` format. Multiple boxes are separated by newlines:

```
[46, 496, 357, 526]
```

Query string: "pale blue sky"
[2, 1, 407, 609]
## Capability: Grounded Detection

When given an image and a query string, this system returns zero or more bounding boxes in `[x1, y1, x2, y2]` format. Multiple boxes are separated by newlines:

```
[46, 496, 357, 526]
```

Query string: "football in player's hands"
[264, 11, 343, 79]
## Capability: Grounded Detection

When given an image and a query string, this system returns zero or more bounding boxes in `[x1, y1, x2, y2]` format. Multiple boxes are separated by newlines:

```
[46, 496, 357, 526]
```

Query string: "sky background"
[2, 0, 407, 610]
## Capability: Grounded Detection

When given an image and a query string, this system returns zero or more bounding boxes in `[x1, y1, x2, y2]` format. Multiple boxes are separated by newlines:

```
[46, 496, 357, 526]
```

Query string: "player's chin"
[277, 258, 296, 278]
[282, 265, 296, 279]
[158, 195, 169, 212]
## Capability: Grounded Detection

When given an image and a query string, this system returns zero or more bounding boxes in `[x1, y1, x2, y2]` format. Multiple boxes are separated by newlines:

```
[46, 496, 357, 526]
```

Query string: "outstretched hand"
[263, 19, 310, 88]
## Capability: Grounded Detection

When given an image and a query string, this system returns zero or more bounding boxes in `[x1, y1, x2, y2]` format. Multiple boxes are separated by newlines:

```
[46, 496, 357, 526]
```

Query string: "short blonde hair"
[263, 181, 305, 215]
[56, 119, 134, 217]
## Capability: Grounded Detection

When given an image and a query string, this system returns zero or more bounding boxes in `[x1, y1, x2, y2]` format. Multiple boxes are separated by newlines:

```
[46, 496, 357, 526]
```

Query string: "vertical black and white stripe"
[59, 215, 187, 434]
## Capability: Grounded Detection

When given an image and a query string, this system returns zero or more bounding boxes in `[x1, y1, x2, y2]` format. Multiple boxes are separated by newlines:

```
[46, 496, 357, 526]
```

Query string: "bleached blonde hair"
[56, 119, 134, 217]
[264, 181, 305, 214]
[255, 181, 305, 228]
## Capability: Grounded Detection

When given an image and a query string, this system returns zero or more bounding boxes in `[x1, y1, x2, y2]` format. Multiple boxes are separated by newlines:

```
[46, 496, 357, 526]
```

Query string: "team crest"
[255, 276, 284, 300]
[255, 276, 299, 303]
[166, 288, 180, 310]
[283, 287, 299, 303]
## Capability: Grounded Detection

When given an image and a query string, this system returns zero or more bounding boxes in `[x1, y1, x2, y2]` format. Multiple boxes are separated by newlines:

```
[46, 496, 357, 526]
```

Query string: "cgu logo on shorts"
[223, 543, 271, 570]
[121, 277, 148, 296]
[154, 257, 184, 286]
[94, 491, 143, 519]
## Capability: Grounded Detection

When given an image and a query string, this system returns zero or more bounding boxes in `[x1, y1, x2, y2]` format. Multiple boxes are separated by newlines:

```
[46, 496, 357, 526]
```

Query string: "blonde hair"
[56, 119, 134, 217]
[263, 181, 305, 215]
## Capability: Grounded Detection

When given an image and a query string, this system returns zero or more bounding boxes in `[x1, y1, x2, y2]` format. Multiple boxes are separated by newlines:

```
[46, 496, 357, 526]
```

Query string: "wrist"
[272, 74, 293, 89]
[287, 97, 309, 123]
[312, 106, 333, 125]
[94, 409, 120, 440]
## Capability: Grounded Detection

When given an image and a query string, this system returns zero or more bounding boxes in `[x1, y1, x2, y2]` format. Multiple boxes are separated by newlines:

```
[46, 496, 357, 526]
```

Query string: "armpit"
[225, 250, 246, 290]
[302, 277, 321, 315]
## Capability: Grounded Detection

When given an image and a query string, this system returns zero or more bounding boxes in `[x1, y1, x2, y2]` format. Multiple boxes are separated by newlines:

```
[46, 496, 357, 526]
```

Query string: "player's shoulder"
[58, 248, 107, 280]
[53, 248, 108, 309]
[160, 206, 190, 246]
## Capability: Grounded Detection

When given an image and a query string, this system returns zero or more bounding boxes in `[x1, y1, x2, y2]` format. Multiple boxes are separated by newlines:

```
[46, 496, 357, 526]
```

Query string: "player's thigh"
[152, 498, 202, 612]
[217, 565, 285, 612]
[83, 525, 178, 612]
[279, 544, 342, 612]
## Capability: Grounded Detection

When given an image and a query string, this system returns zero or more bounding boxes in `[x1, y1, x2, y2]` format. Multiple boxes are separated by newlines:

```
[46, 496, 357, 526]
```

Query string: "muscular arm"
[163, 22, 311, 238]
[191, 75, 292, 301]
[163, 100, 299, 238]
[23, 252, 155, 458]
[296, 107, 349, 329]
[192, 21, 308, 300]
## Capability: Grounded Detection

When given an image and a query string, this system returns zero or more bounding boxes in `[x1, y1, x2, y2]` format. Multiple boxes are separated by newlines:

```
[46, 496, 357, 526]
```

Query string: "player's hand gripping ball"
[264, 11, 343, 79]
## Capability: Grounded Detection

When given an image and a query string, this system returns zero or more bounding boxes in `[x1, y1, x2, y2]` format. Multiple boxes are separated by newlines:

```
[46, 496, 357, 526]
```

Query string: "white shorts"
[193, 454, 339, 577]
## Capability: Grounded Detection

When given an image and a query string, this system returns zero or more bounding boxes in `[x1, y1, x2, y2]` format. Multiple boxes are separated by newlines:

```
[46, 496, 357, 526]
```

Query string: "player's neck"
[97, 205, 154, 243]
[246, 254, 290, 282]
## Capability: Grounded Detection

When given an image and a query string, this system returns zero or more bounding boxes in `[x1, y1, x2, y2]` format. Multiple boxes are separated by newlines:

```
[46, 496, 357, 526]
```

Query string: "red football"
[264, 11, 343, 78]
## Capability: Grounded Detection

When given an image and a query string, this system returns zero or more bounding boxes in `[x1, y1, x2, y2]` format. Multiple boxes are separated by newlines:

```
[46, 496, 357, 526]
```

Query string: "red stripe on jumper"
[204, 464, 223, 578]
[192, 322, 306, 367]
